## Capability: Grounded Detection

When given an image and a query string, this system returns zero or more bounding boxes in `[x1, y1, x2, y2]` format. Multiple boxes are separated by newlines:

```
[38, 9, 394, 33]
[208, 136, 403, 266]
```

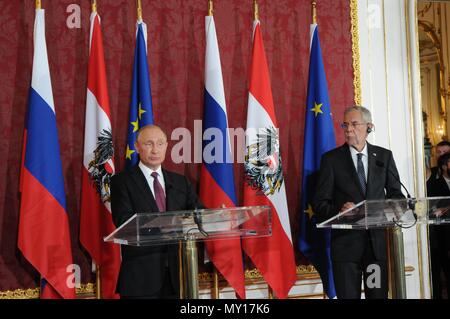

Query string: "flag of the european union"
[126, 22, 154, 168]
[298, 25, 336, 298]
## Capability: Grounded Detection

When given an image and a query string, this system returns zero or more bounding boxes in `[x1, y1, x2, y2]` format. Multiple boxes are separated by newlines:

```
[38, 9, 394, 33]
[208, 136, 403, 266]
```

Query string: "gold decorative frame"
[418, 20, 447, 117]
[350, 0, 362, 105]
[0, 283, 95, 299]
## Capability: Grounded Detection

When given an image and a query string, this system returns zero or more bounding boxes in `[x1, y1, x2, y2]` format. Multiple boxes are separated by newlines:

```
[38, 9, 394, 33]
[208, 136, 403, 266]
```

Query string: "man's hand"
[340, 202, 355, 213]
[432, 207, 450, 217]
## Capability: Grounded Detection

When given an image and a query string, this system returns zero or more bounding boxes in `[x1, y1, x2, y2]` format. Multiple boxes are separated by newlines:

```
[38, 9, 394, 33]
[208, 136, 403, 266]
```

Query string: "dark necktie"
[151, 172, 166, 212]
[357, 153, 367, 195]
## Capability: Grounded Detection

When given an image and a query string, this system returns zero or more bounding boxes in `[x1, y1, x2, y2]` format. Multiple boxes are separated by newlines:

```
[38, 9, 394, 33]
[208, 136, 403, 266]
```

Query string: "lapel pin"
[373, 153, 377, 157]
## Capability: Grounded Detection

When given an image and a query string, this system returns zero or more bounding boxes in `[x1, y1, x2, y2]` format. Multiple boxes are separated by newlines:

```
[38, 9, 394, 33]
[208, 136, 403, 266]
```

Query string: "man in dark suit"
[426, 152, 450, 299]
[426, 141, 450, 183]
[111, 125, 202, 299]
[313, 106, 404, 299]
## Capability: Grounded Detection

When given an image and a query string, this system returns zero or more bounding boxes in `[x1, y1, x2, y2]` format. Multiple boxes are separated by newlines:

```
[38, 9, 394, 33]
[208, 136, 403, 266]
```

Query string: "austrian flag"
[79, 10, 121, 299]
[242, 20, 297, 299]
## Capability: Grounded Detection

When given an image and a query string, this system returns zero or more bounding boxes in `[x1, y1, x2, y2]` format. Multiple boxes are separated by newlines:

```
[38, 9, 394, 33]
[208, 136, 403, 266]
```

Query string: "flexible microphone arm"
[193, 207, 208, 237]
[376, 160, 417, 227]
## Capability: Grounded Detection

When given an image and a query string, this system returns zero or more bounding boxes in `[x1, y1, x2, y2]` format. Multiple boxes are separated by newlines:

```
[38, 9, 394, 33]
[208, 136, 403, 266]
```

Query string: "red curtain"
[0, 0, 354, 291]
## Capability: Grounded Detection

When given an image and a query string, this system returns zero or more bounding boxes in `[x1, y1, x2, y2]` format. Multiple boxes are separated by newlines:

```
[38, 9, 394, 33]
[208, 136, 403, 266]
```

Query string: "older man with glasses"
[313, 106, 405, 299]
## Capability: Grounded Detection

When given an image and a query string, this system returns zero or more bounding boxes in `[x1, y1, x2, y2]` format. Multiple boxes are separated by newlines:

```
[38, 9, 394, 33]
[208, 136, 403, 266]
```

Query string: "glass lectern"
[317, 196, 450, 298]
[104, 205, 272, 299]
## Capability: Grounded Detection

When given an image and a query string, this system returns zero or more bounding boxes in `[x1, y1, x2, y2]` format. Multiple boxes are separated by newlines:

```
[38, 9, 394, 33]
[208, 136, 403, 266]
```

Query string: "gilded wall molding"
[0, 283, 95, 299]
[198, 265, 317, 283]
[0, 288, 39, 299]
[0, 266, 318, 299]
[350, 0, 362, 105]
[1, 265, 415, 299]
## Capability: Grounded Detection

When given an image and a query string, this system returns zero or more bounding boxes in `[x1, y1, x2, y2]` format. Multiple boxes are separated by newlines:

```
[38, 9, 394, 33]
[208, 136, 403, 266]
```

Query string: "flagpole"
[312, 1, 321, 296]
[32, 8, 42, 284]
[253, 0, 259, 21]
[309, 0, 320, 295]
[206, 0, 221, 300]
[90, 0, 101, 300]
[36, 0, 43, 298]
[312, 1, 317, 24]
[208, 0, 213, 16]
[268, 286, 274, 299]
[91, 0, 97, 13]
[212, 268, 219, 299]
[178, 240, 185, 299]
[137, 0, 143, 21]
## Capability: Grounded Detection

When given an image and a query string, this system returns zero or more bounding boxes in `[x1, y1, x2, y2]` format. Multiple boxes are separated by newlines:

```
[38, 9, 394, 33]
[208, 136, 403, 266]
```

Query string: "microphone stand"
[377, 160, 417, 228]
[193, 207, 208, 237]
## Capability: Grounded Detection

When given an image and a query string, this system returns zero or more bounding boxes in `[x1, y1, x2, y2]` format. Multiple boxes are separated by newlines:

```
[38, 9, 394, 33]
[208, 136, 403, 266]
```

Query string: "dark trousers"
[430, 226, 450, 299]
[333, 237, 388, 299]
[120, 267, 178, 299]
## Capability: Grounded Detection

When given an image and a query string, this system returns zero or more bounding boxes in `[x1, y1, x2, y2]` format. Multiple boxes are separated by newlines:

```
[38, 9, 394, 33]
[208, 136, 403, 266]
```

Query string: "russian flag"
[18, 8, 76, 299]
[242, 20, 297, 299]
[199, 15, 246, 299]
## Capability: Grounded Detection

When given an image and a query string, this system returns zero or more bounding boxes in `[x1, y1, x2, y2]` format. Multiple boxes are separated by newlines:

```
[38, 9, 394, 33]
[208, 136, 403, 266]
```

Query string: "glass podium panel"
[104, 205, 271, 246]
[317, 197, 450, 230]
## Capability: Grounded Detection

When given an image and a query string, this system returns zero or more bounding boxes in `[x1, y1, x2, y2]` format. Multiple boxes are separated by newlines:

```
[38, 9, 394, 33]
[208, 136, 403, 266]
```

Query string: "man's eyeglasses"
[340, 122, 367, 130]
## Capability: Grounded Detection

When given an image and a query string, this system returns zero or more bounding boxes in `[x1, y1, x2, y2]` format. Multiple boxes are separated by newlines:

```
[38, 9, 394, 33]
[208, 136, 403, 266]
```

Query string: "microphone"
[375, 160, 411, 199]
[376, 160, 417, 223]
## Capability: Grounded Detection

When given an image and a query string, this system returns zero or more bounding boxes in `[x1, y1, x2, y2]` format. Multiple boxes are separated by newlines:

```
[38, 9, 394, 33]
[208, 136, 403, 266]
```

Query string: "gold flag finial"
[312, 1, 317, 24]
[91, 0, 97, 13]
[253, 0, 259, 21]
[36, 0, 41, 9]
[208, 0, 213, 16]
[137, 0, 143, 21]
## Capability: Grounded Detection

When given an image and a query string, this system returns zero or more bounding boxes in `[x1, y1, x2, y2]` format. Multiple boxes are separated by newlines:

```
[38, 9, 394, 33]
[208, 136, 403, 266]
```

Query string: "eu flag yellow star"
[305, 204, 315, 219]
[310, 102, 323, 117]
[126, 144, 135, 160]
[138, 103, 146, 120]
[131, 119, 139, 133]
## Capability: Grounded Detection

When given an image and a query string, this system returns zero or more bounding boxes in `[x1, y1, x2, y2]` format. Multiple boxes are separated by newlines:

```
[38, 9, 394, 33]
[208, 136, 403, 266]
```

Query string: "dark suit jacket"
[313, 143, 404, 262]
[110, 165, 203, 297]
[426, 175, 450, 253]
[427, 174, 450, 197]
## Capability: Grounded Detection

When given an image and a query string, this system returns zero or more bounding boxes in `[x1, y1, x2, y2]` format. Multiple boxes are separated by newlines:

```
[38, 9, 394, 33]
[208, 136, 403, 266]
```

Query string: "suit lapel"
[129, 166, 160, 213]
[341, 143, 365, 198]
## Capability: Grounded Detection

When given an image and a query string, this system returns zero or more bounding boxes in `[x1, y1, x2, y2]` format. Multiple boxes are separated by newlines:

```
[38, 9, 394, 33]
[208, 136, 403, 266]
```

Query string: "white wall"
[357, 0, 430, 299]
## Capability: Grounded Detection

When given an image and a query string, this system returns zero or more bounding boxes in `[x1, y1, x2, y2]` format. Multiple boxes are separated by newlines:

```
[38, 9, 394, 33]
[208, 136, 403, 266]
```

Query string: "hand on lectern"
[340, 202, 355, 213]
[432, 207, 450, 218]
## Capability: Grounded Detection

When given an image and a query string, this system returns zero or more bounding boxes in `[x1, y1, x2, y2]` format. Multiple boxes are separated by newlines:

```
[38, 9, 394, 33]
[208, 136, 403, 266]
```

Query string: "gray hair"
[344, 105, 372, 123]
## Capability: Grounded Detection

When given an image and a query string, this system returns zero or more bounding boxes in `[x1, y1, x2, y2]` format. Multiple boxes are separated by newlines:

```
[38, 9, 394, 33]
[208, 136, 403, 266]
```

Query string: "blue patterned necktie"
[357, 153, 367, 195]
[151, 172, 166, 212]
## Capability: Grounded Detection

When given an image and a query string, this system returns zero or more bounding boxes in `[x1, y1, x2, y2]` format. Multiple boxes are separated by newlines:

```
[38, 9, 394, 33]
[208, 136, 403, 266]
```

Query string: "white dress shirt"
[138, 161, 166, 198]
[349, 143, 368, 181]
